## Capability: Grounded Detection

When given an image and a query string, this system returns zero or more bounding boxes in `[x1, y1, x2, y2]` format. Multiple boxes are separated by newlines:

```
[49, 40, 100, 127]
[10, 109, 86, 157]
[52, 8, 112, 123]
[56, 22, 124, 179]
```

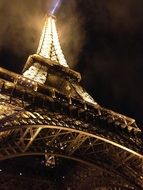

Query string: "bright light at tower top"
[36, 14, 69, 67]
[51, 0, 62, 15]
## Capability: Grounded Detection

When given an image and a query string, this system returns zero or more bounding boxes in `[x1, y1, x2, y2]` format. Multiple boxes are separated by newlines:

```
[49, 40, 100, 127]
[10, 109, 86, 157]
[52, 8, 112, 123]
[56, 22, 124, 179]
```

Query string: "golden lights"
[23, 16, 68, 84]
[37, 16, 68, 67]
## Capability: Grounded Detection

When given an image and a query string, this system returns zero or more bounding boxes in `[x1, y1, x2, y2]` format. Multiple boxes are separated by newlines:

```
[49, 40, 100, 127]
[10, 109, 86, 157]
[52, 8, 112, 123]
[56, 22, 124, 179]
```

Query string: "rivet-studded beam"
[0, 78, 142, 154]
[0, 104, 142, 189]
[0, 73, 143, 189]
[0, 127, 142, 189]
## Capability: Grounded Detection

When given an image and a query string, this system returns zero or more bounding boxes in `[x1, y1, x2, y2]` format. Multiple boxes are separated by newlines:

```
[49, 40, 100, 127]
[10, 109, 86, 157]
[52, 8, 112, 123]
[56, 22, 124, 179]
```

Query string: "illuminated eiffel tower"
[0, 14, 143, 189]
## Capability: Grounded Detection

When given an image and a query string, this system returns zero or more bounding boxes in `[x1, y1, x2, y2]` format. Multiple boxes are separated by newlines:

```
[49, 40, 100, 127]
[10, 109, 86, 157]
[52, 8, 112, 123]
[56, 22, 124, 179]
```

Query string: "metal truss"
[0, 12, 142, 189]
[0, 124, 142, 188]
[0, 70, 143, 189]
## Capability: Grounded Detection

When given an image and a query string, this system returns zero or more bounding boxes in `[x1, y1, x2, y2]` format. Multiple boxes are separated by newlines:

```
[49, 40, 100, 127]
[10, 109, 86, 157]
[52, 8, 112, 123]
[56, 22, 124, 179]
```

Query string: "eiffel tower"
[0, 14, 142, 189]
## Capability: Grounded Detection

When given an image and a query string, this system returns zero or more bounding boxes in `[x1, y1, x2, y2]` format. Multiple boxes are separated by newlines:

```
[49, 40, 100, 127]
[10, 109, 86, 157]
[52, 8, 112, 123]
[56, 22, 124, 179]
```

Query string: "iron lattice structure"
[0, 15, 143, 189]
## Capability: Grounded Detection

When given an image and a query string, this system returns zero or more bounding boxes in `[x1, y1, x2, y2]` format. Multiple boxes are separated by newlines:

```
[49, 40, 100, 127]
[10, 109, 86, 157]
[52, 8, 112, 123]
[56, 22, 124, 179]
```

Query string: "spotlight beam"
[51, 0, 62, 15]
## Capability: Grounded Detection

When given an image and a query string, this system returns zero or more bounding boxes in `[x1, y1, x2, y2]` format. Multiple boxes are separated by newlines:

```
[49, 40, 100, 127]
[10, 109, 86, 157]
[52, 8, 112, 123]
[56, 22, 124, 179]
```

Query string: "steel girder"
[0, 72, 143, 189]
[0, 125, 142, 188]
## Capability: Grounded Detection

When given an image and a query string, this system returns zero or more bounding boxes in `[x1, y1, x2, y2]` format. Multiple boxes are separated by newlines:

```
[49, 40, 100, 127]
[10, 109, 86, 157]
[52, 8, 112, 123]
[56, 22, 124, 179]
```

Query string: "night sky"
[0, 0, 143, 129]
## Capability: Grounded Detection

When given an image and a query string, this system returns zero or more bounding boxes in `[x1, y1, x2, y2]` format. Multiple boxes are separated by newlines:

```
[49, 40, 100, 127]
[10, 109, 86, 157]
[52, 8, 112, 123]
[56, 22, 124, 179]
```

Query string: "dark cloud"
[57, 1, 85, 67]
[0, 0, 85, 69]
[0, 0, 48, 53]
[75, 0, 143, 128]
